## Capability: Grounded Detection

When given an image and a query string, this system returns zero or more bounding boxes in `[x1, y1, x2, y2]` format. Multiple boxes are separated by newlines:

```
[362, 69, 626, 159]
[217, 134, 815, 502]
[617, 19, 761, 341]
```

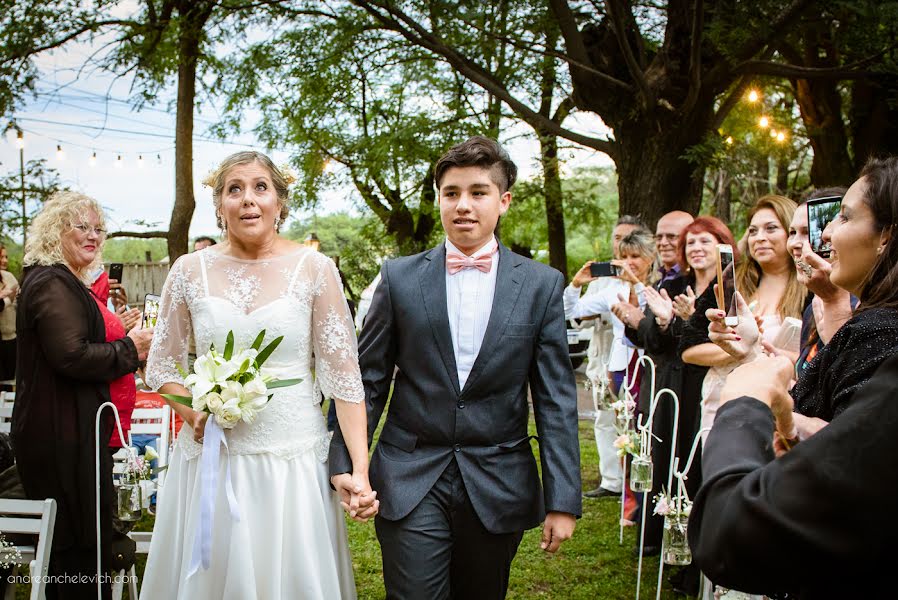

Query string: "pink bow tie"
[446, 251, 494, 275]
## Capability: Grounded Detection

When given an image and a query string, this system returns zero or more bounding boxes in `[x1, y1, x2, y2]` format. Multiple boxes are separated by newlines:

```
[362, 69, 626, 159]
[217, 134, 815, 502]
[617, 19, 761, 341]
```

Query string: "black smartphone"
[109, 263, 124, 283]
[143, 294, 161, 329]
[806, 196, 842, 258]
[716, 244, 738, 326]
[590, 261, 619, 277]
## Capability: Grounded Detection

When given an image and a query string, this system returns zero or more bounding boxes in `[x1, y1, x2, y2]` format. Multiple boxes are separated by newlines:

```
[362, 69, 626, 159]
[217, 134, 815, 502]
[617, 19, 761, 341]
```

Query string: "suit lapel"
[420, 245, 461, 395]
[461, 244, 525, 396]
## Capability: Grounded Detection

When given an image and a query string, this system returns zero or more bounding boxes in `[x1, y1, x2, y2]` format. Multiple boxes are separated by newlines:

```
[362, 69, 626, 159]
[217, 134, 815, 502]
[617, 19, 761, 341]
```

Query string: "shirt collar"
[445, 235, 498, 259]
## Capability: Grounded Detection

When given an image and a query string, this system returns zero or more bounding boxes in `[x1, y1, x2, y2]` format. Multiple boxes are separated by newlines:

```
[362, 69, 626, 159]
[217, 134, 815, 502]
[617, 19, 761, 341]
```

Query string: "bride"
[140, 151, 377, 599]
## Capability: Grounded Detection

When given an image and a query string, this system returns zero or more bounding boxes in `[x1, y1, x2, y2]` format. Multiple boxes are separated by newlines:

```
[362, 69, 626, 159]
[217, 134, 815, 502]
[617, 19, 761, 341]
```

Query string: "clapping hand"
[331, 472, 379, 523]
[672, 286, 696, 320]
[611, 292, 645, 329]
[705, 291, 760, 361]
[116, 305, 141, 332]
[644, 286, 674, 328]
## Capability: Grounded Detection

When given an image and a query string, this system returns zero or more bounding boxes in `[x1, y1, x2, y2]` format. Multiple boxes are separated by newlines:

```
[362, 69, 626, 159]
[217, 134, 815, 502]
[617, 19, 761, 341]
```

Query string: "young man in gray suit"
[329, 136, 581, 599]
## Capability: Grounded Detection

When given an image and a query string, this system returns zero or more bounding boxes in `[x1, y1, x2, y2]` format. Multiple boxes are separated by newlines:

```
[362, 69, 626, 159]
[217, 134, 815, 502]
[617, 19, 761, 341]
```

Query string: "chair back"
[127, 406, 171, 487]
[0, 405, 13, 434]
[0, 497, 57, 600]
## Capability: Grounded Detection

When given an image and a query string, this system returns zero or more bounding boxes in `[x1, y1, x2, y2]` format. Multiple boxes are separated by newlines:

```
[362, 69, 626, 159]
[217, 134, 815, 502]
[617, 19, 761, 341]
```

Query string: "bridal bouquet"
[162, 330, 301, 429]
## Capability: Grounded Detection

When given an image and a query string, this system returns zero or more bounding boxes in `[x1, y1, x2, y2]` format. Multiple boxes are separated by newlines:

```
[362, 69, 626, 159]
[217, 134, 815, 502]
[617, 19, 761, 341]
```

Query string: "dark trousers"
[46, 545, 111, 600]
[376, 459, 524, 600]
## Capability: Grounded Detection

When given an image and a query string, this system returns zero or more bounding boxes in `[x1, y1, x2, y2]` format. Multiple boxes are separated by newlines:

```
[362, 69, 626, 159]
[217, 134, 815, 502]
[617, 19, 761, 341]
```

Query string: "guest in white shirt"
[564, 229, 656, 498]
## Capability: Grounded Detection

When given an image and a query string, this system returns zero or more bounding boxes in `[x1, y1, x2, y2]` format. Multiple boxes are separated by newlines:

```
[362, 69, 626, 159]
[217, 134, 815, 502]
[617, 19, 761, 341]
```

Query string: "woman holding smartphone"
[681, 196, 806, 443]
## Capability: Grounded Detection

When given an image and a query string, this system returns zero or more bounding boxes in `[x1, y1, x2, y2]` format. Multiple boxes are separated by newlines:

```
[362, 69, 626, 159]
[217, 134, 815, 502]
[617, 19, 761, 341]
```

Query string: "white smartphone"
[716, 244, 738, 327]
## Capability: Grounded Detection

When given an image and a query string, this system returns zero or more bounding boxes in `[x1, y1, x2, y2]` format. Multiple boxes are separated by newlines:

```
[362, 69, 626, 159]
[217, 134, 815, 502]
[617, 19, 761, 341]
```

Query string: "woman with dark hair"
[688, 157, 898, 598]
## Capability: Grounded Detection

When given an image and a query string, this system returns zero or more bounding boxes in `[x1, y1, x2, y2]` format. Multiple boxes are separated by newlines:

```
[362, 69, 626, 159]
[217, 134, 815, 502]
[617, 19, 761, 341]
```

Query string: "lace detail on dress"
[146, 247, 365, 455]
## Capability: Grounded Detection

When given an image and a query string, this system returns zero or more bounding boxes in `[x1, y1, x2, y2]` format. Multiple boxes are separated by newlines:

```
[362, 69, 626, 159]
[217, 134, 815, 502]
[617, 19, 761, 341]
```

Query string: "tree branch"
[605, 0, 654, 107]
[107, 230, 169, 240]
[7, 19, 139, 59]
[350, 0, 617, 157]
[736, 61, 876, 80]
[732, 0, 814, 64]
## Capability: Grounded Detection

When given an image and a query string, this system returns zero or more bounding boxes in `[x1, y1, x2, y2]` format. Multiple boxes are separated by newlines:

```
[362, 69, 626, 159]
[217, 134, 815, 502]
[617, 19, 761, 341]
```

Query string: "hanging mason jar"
[663, 513, 691, 565]
[117, 481, 142, 521]
[629, 455, 653, 492]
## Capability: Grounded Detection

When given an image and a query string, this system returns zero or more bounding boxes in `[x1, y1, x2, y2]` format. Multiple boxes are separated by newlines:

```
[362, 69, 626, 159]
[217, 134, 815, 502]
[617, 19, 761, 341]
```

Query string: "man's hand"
[644, 286, 674, 326]
[721, 355, 795, 440]
[540, 511, 576, 553]
[331, 472, 379, 522]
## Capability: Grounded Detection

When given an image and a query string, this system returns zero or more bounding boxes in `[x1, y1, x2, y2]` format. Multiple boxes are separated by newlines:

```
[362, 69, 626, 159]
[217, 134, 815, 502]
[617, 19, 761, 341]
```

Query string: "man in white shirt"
[330, 136, 581, 600]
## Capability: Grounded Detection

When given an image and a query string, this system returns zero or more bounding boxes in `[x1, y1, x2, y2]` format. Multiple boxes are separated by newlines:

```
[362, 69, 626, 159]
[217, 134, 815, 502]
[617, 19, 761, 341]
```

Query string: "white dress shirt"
[445, 237, 498, 389]
[563, 279, 645, 372]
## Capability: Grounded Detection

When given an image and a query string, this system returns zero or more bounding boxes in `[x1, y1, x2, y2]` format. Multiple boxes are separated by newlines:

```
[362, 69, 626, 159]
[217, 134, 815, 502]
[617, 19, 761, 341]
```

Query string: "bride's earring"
[274, 216, 281, 231]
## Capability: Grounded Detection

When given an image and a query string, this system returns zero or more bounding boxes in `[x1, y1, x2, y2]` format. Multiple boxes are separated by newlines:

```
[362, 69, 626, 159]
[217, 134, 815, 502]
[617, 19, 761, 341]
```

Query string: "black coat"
[689, 351, 898, 598]
[329, 243, 581, 534]
[11, 265, 139, 553]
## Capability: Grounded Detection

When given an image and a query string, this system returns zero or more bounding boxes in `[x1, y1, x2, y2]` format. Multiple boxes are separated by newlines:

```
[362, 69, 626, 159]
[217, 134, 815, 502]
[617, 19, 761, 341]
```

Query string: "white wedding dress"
[140, 247, 364, 599]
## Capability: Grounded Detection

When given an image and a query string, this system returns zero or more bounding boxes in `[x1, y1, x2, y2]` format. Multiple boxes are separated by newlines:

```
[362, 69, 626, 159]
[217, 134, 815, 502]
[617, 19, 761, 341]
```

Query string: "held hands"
[541, 511, 576, 553]
[705, 291, 759, 361]
[644, 286, 674, 327]
[331, 472, 379, 522]
[671, 286, 696, 320]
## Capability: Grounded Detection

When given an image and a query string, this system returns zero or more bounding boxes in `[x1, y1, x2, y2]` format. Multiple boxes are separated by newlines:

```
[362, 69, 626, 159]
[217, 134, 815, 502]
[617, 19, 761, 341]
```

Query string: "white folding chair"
[0, 498, 57, 600]
[0, 406, 13, 434]
[127, 406, 171, 488]
[0, 391, 14, 409]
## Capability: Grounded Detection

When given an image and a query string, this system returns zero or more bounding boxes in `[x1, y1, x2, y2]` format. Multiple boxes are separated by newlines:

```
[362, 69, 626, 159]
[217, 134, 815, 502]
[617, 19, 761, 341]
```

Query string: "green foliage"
[0, 158, 62, 241]
[283, 212, 396, 300]
[502, 166, 619, 274]
[101, 238, 169, 263]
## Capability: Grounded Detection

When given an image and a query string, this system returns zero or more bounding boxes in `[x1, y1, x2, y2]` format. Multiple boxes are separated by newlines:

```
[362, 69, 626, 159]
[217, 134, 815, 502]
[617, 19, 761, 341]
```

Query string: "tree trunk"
[792, 78, 855, 187]
[538, 130, 567, 278]
[712, 170, 732, 222]
[168, 1, 212, 263]
[850, 77, 898, 172]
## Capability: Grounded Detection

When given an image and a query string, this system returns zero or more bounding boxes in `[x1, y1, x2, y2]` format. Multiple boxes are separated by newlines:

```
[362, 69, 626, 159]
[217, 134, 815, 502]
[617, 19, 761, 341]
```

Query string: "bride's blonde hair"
[203, 151, 294, 231]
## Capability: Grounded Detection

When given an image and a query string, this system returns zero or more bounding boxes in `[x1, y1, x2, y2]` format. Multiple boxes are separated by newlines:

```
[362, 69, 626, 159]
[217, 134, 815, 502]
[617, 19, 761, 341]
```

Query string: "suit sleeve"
[529, 271, 582, 517]
[328, 260, 397, 478]
[689, 352, 898, 594]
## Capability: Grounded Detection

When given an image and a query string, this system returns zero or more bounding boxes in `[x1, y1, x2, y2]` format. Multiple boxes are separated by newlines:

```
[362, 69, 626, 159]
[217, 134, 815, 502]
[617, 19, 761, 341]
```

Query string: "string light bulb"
[747, 90, 760, 102]
[725, 136, 734, 145]
[15, 130, 24, 149]
[56, 145, 65, 160]
[89, 152, 97, 167]
[776, 132, 786, 142]
[138, 155, 144, 168]
[115, 155, 123, 169]
[770, 129, 778, 138]
[758, 116, 770, 129]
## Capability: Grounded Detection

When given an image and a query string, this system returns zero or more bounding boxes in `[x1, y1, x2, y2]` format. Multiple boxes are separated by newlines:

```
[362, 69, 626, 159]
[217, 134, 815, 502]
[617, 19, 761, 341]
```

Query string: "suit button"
[453, 444, 461, 452]
[457, 401, 465, 409]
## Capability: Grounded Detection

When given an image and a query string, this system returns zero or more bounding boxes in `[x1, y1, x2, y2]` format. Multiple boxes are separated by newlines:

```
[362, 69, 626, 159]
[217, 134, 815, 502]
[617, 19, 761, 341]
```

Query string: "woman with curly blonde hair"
[12, 191, 154, 598]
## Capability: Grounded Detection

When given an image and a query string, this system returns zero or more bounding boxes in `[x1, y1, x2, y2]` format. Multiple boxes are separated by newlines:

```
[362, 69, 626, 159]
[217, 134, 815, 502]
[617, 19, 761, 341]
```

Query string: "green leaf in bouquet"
[255, 335, 284, 366]
[266, 377, 303, 390]
[223, 330, 235, 361]
[250, 329, 266, 351]
[160, 393, 193, 408]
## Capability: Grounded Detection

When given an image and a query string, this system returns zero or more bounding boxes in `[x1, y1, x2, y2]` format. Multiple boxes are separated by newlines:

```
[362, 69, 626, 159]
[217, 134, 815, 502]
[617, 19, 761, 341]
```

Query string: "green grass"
[16, 420, 687, 599]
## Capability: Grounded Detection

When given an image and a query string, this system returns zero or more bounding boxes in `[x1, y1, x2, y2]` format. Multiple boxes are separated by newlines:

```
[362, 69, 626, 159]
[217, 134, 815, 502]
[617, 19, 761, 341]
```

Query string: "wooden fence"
[104, 262, 170, 308]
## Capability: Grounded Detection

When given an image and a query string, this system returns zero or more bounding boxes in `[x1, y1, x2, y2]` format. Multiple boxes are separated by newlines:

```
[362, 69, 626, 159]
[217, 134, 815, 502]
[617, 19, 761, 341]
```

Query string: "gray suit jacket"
[329, 242, 581, 534]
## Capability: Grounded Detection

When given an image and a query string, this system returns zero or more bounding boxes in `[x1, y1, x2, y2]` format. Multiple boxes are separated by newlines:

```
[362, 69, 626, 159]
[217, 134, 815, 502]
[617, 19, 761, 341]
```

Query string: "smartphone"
[806, 196, 842, 258]
[716, 244, 738, 326]
[143, 294, 161, 329]
[590, 261, 620, 277]
[109, 263, 124, 283]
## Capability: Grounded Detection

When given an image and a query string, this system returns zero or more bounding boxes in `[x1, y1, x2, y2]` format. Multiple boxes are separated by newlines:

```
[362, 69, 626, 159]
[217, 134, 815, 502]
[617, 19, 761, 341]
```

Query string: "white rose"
[215, 397, 242, 429]
[205, 391, 224, 413]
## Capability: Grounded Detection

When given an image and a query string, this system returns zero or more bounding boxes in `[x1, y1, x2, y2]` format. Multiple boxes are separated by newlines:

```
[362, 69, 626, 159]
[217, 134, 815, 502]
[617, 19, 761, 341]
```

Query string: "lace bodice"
[145, 246, 363, 460]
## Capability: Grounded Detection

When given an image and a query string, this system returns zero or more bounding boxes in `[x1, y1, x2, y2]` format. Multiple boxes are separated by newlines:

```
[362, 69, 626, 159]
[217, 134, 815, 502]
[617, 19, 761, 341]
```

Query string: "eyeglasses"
[72, 224, 107, 237]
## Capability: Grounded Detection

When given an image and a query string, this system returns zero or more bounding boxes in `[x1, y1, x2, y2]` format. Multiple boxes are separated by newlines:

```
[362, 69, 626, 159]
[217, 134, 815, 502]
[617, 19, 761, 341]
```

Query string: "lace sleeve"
[309, 253, 364, 404]
[145, 255, 196, 390]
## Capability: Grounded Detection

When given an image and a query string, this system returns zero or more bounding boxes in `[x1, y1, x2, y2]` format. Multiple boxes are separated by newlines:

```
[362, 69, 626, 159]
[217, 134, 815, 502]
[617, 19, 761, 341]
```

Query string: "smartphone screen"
[143, 294, 161, 329]
[109, 263, 124, 283]
[806, 196, 842, 258]
[717, 245, 737, 324]
[589, 261, 618, 277]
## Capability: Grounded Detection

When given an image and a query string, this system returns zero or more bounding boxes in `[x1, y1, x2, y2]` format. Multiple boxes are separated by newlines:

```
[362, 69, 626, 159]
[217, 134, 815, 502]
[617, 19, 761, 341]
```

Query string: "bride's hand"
[192, 411, 209, 443]
[331, 472, 379, 522]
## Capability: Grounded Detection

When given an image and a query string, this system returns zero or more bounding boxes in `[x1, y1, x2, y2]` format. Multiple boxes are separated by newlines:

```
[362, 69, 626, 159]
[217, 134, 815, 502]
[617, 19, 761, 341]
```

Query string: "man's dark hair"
[434, 135, 518, 193]
[194, 236, 217, 246]
[615, 214, 648, 229]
